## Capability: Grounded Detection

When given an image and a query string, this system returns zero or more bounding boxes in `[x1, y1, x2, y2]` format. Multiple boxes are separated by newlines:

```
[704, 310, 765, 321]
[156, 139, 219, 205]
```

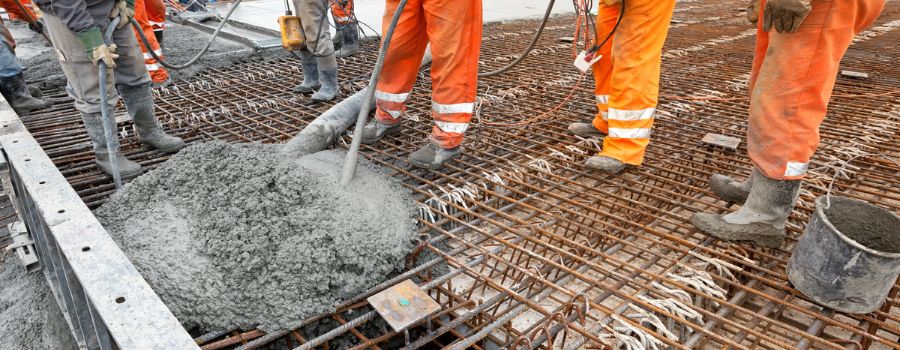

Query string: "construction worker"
[35, 0, 184, 178]
[0, 0, 51, 115]
[330, 0, 359, 58]
[359, 0, 482, 169]
[3, 0, 35, 21]
[132, 0, 169, 85]
[566, 0, 676, 173]
[692, 0, 886, 248]
[292, 0, 340, 102]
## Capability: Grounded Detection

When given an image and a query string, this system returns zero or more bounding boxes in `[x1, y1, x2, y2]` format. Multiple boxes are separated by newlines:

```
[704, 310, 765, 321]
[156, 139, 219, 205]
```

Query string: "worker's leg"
[295, 0, 340, 101]
[568, 4, 618, 138]
[133, 0, 170, 85]
[373, 0, 427, 126]
[0, 20, 50, 114]
[146, 0, 167, 45]
[0, 21, 24, 79]
[331, 0, 359, 57]
[596, 0, 675, 168]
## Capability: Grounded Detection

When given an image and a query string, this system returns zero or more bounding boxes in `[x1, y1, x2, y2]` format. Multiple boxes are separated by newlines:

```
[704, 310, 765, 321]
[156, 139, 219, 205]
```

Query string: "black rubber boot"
[311, 69, 340, 102]
[360, 120, 402, 145]
[0, 73, 51, 115]
[118, 83, 185, 152]
[584, 155, 630, 174]
[81, 112, 143, 179]
[293, 51, 320, 93]
[154, 30, 164, 50]
[336, 23, 359, 58]
[408, 142, 461, 170]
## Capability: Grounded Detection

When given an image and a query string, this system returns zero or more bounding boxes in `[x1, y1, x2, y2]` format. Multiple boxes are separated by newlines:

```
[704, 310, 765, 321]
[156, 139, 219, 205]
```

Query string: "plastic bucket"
[787, 196, 900, 314]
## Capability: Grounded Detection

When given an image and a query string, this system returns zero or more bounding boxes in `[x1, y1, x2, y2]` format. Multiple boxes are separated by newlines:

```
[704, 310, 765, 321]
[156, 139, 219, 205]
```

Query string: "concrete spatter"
[94, 142, 418, 332]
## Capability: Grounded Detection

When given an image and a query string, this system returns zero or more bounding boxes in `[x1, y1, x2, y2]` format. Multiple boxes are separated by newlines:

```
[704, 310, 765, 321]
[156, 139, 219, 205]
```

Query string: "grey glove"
[763, 0, 812, 33]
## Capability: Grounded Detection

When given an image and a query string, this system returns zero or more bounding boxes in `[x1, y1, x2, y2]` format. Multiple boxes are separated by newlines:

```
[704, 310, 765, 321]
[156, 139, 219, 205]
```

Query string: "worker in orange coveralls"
[566, 0, 676, 174]
[358, 0, 482, 170]
[132, 0, 169, 85]
[330, 0, 358, 58]
[692, 0, 886, 248]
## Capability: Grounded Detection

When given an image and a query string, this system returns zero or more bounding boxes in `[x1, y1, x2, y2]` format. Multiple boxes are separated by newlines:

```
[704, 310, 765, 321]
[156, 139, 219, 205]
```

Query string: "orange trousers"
[591, 0, 675, 165]
[2, 0, 37, 21]
[748, 0, 885, 180]
[331, 0, 353, 25]
[133, 0, 169, 83]
[374, 0, 482, 149]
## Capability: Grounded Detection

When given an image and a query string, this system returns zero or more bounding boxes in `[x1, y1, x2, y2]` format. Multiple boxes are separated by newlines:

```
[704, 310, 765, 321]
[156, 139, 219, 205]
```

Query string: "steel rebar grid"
[13, 0, 900, 349]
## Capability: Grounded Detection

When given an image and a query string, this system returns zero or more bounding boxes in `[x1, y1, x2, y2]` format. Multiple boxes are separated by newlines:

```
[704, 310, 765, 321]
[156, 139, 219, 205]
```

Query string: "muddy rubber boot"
[311, 69, 340, 102]
[119, 83, 185, 152]
[336, 23, 359, 58]
[154, 30, 164, 50]
[584, 155, 630, 174]
[332, 28, 343, 51]
[81, 112, 143, 179]
[709, 168, 754, 204]
[567, 122, 605, 137]
[0, 73, 52, 115]
[692, 171, 800, 248]
[409, 142, 461, 170]
[360, 120, 402, 145]
[293, 51, 320, 93]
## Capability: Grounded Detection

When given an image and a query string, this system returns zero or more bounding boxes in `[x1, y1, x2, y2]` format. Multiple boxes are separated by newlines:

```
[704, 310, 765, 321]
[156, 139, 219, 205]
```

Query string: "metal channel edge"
[0, 97, 199, 349]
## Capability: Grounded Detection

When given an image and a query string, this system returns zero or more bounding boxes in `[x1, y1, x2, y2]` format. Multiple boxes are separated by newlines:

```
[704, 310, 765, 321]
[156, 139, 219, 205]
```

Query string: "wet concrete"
[824, 198, 900, 254]
[94, 142, 418, 332]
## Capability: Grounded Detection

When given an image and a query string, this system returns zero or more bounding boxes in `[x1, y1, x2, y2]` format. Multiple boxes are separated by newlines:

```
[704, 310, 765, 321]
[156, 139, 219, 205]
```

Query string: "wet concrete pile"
[94, 142, 419, 332]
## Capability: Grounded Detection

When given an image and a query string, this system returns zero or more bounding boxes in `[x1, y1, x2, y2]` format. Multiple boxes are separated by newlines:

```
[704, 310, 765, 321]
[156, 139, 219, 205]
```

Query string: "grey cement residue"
[94, 142, 418, 332]
[824, 198, 900, 254]
[0, 253, 78, 350]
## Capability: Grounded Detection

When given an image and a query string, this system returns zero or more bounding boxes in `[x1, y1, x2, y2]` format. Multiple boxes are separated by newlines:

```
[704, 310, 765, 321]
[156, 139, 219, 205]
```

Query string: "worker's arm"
[44, 0, 119, 66]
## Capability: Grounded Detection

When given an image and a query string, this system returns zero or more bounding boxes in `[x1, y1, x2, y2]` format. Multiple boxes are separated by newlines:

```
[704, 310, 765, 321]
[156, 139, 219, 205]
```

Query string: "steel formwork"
[2, 0, 899, 349]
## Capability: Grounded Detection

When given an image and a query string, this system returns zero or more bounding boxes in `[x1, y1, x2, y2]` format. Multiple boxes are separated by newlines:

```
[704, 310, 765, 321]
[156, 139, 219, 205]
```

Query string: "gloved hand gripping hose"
[100, 17, 124, 189]
[340, 0, 409, 185]
[130, 0, 243, 70]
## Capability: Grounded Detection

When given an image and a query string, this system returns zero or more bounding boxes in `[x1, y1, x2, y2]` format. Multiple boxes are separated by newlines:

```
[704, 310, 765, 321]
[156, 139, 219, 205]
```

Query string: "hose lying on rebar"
[478, 0, 556, 77]
[131, 0, 243, 70]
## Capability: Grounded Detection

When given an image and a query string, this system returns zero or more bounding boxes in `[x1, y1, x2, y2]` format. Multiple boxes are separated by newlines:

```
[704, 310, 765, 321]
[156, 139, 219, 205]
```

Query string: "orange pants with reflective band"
[331, 0, 354, 25]
[146, 0, 166, 33]
[591, 0, 675, 165]
[374, 0, 482, 149]
[133, 0, 169, 83]
[748, 0, 885, 180]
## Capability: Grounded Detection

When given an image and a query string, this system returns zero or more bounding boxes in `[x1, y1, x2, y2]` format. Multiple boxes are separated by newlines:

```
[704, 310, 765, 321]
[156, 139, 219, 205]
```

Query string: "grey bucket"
[787, 196, 900, 314]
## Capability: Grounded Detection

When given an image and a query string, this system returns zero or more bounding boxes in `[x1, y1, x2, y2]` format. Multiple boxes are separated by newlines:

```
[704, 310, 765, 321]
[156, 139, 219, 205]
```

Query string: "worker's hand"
[763, 0, 812, 33]
[109, 0, 136, 29]
[601, 0, 622, 5]
[746, 0, 760, 26]
[77, 28, 119, 68]
[28, 19, 45, 35]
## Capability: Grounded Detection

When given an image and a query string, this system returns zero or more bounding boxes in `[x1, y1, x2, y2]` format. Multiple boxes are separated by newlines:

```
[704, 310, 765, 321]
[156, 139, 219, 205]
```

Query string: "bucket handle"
[824, 152, 899, 209]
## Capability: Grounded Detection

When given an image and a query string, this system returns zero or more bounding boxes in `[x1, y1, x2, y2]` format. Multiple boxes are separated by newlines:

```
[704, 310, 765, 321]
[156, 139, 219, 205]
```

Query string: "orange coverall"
[591, 0, 676, 165]
[748, 0, 885, 180]
[374, 0, 483, 149]
[2, 0, 37, 22]
[133, 0, 169, 83]
[331, 0, 353, 25]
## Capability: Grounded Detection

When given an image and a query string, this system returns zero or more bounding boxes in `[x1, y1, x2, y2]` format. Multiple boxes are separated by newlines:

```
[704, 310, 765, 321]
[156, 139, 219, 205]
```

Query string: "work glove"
[763, 0, 812, 33]
[78, 28, 119, 67]
[28, 19, 44, 35]
[747, 0, 760, 26]
[109, 0, 136, 29]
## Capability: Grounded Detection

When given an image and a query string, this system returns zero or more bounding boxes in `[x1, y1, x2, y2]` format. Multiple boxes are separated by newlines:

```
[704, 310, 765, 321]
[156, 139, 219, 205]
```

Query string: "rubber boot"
[311, 68, 340, 102]
[360, 120, 402, 145]
[154, 31, 164, 50]
[692, 170, 800, 248]
[332, 28, 343, 51]
[293, 51, 320, 93]
[81, 112, 144, 179]
[408, 142, 461, 170]
[118, 83, 185, 152]
[0, 73, 51, 115]
[336, 23, 359, 58]
[567, 122, 605, 137]
[584, 155, 630, 174]
[709, 168, 754, 204]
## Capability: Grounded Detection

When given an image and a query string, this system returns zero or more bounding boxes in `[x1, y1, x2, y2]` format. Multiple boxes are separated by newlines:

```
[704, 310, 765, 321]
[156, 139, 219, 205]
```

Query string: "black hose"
[478, 0, 556, 77]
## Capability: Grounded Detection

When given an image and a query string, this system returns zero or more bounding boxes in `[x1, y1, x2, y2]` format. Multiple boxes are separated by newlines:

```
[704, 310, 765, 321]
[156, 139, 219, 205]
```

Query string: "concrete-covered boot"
[119, 83, 185, 152]
[293, 51, 320, 93]
[709, 168, 755, 204]
[585, 155, 630, 174]
[360, 120, 401, 145]
[409, 142, 461, 170]
[312, 68, 340, 102]
[692, 170, 800, 248]
[0, 73, 52, 115]
[81, 112, 143, 179]
[567, 122, 605, 137]
[336, 23, 359, 58]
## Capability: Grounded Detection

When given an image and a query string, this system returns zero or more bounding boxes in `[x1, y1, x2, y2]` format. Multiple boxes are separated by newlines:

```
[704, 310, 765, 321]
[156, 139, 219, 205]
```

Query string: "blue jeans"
[0, 21, 24, 78]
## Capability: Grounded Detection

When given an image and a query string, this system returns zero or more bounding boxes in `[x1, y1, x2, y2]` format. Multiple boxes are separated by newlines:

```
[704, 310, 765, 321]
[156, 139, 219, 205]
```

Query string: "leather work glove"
[78, 28, 119, 67]
[763, 0, 812, 33]
[602, 0, 621, 5]
[747, 0, 760, 26]
[109, 0, 136, 29]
